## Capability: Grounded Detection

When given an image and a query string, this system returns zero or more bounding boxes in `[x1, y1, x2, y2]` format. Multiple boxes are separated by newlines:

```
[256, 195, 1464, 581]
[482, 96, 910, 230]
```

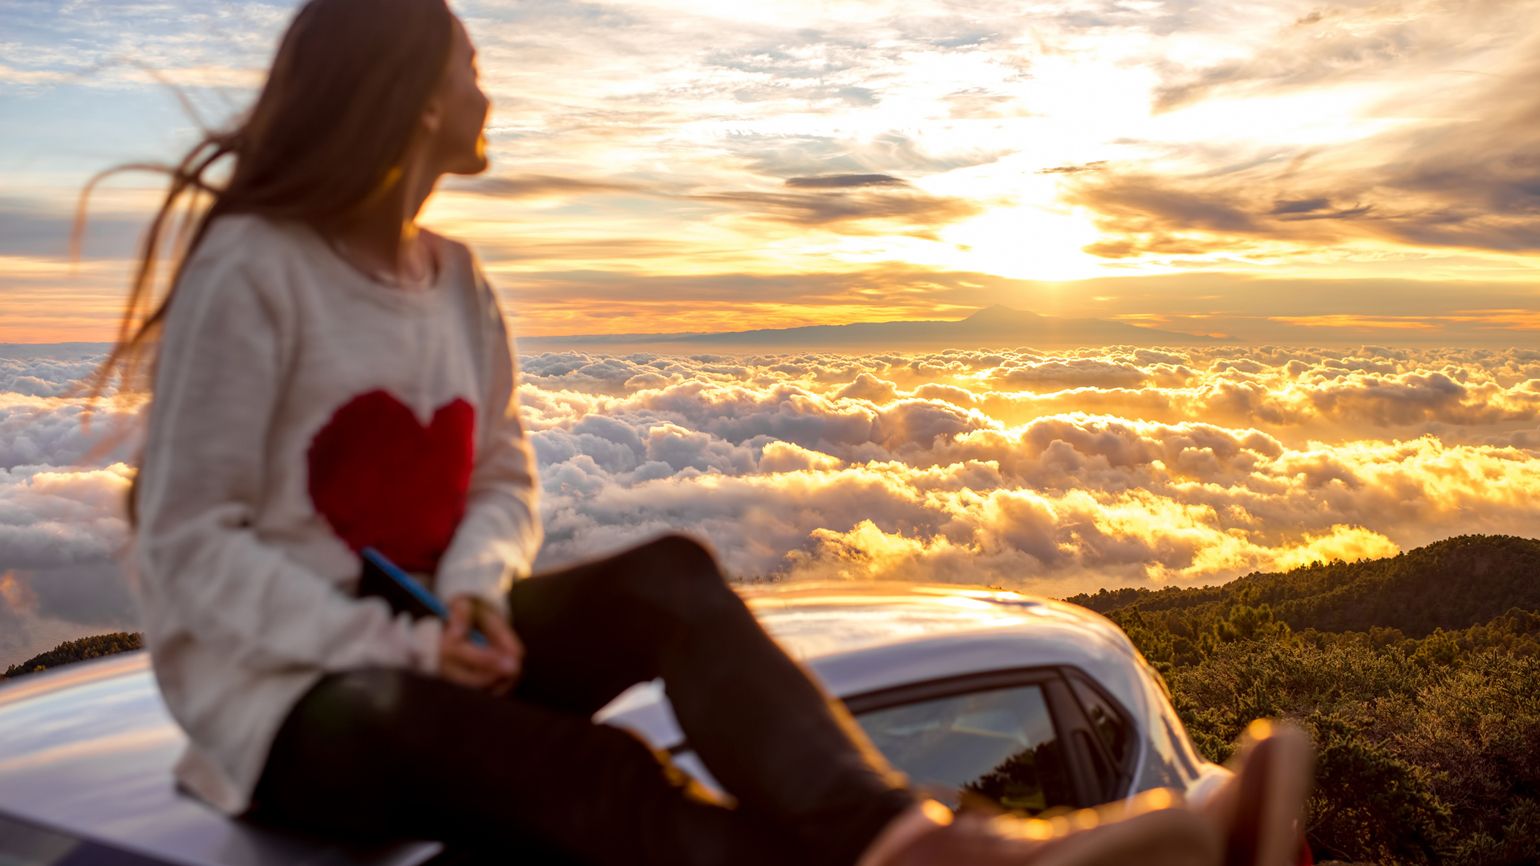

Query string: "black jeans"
[250, 534, 917, 865]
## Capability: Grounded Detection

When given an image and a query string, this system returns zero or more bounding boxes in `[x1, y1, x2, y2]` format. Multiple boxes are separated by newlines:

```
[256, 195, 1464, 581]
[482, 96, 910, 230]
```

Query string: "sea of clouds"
[4, 343, 1540, 666]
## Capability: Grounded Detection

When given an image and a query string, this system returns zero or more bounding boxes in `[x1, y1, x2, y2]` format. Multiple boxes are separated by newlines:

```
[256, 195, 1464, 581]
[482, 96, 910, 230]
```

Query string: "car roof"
[0, 582, 1154, 866]
[744, 581, 1140, 662]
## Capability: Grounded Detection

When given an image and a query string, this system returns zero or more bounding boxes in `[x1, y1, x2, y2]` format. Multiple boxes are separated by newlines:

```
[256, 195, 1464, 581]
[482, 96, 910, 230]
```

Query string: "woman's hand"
[439, 595, 523, 696]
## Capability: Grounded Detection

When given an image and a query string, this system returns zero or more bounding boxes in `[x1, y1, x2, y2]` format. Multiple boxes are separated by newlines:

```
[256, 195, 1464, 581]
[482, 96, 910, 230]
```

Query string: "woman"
[85, 1, 1307, 863]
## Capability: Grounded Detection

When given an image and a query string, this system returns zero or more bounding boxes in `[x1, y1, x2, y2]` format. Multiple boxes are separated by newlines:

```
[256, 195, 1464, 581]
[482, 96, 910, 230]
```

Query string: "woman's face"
[422, 18, 491, 176]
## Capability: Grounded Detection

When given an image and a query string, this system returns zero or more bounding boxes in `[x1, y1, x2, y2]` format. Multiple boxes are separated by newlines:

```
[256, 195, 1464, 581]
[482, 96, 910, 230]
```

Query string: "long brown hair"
[75, 0, 456, 526]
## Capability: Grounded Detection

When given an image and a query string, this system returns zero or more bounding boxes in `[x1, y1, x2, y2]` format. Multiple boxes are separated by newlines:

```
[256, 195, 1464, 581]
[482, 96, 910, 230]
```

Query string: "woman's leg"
[504, 534, 918, 866]
[251, 667, 805, 866]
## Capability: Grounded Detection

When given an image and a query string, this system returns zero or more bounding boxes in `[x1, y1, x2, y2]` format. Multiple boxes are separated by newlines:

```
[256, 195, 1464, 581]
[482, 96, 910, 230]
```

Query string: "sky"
[2, 1, 1539, 666]
[1, 0, 1538, 342]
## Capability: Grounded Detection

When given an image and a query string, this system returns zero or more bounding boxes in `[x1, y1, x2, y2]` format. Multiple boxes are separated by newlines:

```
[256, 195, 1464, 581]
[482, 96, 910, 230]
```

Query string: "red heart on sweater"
[307, 389, 476, 573]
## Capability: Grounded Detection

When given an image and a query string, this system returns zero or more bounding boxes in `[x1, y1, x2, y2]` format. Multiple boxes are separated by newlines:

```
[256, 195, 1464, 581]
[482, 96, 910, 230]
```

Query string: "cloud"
[1, 462, 138, 665]
[507, 345, 1540, 598]
[726, 130, 1009, 181]
[0, 197, 152, 261]
[0, 351, 145, 663]
[836, 372, 899, 402]
[1038, 162, 1107, 175]
[688, 186, 981, 235]
[989, 358, 1149, 390]
[450, 174, 651, 199]
[1150, 0, 1537, 111]
[1071, 29, 1540, 261]
[785, 174, 908, 189]
[5, 343, 1540, 667]
[1068, 173, 1348, 260]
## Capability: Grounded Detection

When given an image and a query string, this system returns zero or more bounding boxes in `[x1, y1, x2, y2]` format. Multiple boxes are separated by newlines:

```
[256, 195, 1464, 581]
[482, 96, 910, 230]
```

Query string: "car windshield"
[854, 684, 1074, 815]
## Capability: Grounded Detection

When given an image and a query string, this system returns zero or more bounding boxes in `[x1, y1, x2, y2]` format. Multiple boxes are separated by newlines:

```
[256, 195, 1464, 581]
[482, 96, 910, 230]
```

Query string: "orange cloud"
[0, 571, 39, 616]
[1269, 315, 1439, 331]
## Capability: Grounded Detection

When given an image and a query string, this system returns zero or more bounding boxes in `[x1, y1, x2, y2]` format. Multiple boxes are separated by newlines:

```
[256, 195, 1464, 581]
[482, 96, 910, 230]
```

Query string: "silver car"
[0, 582, 1231, 865]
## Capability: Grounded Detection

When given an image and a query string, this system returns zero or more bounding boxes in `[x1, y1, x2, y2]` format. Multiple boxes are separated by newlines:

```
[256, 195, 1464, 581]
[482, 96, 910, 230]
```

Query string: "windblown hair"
[76, 0, 456, 525]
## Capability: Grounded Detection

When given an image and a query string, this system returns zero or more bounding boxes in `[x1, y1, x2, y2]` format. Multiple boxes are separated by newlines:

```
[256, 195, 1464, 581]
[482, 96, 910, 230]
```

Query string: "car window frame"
[1058, 667, 1140, 802]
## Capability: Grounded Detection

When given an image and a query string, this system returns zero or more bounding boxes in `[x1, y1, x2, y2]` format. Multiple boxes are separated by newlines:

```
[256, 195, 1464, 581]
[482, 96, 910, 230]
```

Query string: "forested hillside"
[2, 632, 143, 679]
[1071, 534, 1540, 641]
[1069, 535, 1540, 866]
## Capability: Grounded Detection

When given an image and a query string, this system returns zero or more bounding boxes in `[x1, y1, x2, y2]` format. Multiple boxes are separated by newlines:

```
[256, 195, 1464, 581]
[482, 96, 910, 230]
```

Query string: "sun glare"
[935, 202, 1107, 282]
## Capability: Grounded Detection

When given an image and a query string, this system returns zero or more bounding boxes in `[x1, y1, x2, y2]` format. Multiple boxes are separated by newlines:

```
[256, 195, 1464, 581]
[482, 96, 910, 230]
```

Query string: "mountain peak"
[965, 305, 1041, 323]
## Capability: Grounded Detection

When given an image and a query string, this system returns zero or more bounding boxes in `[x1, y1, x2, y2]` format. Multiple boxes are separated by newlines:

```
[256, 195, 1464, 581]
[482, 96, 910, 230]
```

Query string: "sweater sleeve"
[133, 253, 442, 675]
[432, 267, 543, 617]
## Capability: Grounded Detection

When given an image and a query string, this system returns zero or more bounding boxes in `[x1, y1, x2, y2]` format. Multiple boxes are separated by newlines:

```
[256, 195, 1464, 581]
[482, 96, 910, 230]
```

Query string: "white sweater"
[127, 213, 542, 815]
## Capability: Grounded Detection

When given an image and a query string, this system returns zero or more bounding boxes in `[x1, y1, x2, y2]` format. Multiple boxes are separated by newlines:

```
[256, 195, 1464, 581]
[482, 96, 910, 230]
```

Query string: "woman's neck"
[325, 158, 439, 282]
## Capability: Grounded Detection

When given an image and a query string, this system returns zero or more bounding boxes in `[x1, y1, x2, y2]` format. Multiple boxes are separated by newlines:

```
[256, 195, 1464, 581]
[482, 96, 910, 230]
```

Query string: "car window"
[854, 684, 1074, 815]
[1070, 677, 1133, 769]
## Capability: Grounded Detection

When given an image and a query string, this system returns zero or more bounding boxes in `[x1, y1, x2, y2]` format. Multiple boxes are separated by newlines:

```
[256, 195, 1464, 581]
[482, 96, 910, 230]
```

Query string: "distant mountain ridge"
[521, 305, 1219, 350]
[3, 307, 1216, 354]
[1068, 534, 1540, 638]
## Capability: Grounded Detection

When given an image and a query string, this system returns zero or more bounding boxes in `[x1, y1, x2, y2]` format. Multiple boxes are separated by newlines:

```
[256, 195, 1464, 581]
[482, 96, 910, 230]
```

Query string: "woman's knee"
[287, 668, 436, 753]
[261, 668, 423, 807]
[616, 533, 739, 616]
[638, 533, 720, 574]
